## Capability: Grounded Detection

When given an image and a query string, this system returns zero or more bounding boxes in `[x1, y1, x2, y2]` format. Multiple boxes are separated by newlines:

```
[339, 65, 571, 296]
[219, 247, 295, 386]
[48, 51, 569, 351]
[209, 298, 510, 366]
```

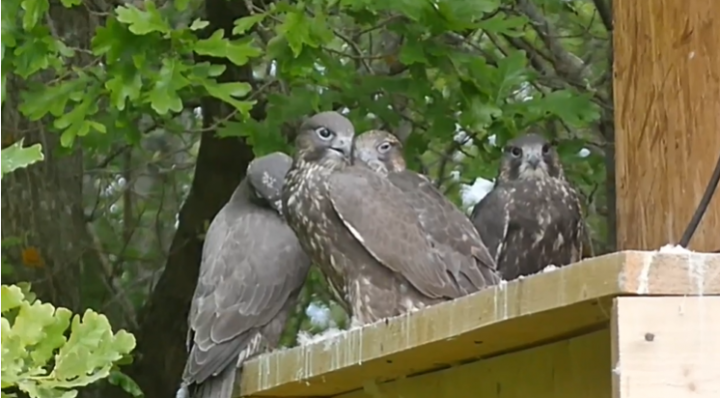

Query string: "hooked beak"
[329, 136, 353, 159]
[525, 152, 542, 169]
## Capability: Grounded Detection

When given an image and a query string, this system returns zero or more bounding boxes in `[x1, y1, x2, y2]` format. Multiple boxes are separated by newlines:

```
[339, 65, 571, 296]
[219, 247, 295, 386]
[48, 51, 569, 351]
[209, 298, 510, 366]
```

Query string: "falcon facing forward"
[470, 133, 583, 281]
[179, 152, 311, 398]
[353, 130, 500, 288]
[282, 112, 480, 326]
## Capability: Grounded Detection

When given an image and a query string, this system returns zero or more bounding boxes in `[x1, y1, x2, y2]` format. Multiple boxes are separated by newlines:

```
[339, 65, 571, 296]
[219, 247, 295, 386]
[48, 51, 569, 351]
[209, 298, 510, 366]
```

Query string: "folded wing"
[327, 167, 463, 299]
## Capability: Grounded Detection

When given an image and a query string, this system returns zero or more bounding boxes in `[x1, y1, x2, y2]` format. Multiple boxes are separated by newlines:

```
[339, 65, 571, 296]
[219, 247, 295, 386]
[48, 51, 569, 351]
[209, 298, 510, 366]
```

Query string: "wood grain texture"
[613, 0, 720, 252]
[338, 329, 611, 398]
[238, 251, 720, 397]
[612, 297, 720, 398]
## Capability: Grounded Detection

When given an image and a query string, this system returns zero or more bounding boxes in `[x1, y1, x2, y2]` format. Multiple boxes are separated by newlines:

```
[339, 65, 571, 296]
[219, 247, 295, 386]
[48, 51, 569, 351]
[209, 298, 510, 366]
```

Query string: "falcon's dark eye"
[541, 144, 550, 154]
[509, 146, 522, 158]
[377, 141, 393, 154]
[315, 127, 333, 141]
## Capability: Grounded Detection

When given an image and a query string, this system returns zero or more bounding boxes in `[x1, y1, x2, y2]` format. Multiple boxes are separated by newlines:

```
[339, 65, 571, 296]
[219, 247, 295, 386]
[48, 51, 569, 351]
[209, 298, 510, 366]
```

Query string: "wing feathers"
[387, 170, 499, 287]
[471, 188, 511, 264]
[184, 203, 310, 387]
[327, 167, 462, 299]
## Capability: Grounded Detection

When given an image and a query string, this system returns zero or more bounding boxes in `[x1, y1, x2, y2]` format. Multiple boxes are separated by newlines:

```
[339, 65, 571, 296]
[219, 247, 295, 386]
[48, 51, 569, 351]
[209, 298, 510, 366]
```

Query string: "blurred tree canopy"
[1, 0, 613, 397]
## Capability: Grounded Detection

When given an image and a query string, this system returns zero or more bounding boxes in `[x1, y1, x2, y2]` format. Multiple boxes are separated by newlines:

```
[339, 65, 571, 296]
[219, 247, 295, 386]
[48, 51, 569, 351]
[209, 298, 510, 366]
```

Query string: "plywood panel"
[612, 297, 720, 398]
[240, 251, 720, 397]
[613, 0, 720, 252]
[338, 329, 611, 398]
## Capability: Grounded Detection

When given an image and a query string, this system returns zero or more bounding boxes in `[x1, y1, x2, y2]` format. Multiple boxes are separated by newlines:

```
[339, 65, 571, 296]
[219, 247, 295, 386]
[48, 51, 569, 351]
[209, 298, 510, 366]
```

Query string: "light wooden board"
[338, 329, 611, 398]
[614, 0, 720, 252]
[612, 297, 720, 398]
[239, 251, 720, 397]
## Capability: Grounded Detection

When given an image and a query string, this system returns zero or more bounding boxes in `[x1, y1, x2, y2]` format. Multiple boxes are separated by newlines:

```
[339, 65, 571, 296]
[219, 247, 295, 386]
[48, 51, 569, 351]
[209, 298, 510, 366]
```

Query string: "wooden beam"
[239, 251, 720, 397]
[613, 0, 720, 252]
[612, 297, 720, 398]
[337, 329, 611, 398]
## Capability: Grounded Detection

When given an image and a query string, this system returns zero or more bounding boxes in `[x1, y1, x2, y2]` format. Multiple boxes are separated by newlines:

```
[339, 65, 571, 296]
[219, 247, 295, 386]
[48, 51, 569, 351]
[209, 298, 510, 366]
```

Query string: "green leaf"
[528, 90, 601, 126]
[108, 370, 143, 397]
[201, 80, 254, 116]
[52, 83, 103, 147]
[174, 0, 190, 12]
[116, 3, 171, 35]
[399, 38, 427, 65]
[147, 58, 189, 115]
[20, 0, 50, 30]
[1, 285, 25, 312]
[105, 67, 143, 111]
[189, 18, 209, 31]
[1, 284, 137, 397]
[1, 140, 44, 178]
[276, 10, 311, 58]
[19, 78, 90, 120]
[475, 13, 528, 36]
[232, 13, 266, 35]
[193, 30, 227, 57]
[226, 38, 263, 66]
[193, 30, 262, 66]
[494, 51, 528, 102]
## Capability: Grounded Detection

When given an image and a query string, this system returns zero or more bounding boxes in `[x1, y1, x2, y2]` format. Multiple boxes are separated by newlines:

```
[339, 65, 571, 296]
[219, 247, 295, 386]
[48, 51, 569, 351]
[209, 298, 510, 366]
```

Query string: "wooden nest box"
[236, 0, 720, 396]
[233, 1, 720, 391]
[238, 251, 720, 398]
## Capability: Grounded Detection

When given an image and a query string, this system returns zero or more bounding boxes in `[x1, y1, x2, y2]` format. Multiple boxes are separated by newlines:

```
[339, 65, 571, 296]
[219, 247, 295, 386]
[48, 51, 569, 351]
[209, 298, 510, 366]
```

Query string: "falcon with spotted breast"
[178, 152, 311, 398]
[282, 112, 489, 326]
[353, 129, 500, 288]
[470, 133, 584, 281]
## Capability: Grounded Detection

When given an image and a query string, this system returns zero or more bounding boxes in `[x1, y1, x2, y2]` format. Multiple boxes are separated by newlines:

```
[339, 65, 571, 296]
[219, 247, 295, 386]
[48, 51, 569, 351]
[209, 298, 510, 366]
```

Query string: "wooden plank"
[613, 0, 720, 252]
[337, 329, 611, 398]
[611, 297, 720, 398]
[239, 251, 720, 397]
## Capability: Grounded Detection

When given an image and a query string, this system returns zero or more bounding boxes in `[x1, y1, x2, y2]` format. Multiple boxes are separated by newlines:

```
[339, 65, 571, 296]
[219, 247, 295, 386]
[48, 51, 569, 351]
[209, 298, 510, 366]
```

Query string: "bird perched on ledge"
[178, 152, 311, 398]
[282, 112, 484, 326]
[353, 129, 500, 288]
[470, 133, 584, 281]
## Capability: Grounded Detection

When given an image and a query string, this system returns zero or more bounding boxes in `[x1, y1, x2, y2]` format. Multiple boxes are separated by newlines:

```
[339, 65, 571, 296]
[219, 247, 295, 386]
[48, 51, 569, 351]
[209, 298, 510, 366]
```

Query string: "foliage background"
[1, 0, 613, 397]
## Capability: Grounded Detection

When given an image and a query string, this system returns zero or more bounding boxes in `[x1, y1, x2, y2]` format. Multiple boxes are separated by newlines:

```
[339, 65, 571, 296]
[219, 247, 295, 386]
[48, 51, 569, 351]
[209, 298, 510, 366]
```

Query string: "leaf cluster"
[1, 284, 137, 398]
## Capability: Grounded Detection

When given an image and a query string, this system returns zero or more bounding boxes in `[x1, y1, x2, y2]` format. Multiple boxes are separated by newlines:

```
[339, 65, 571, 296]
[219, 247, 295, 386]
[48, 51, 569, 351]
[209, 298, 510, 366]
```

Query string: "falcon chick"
[353, 130, 500, 289]
[282, 113, 478, 326]
[179, 152, 311, 398]
[470, 133, 583, 281]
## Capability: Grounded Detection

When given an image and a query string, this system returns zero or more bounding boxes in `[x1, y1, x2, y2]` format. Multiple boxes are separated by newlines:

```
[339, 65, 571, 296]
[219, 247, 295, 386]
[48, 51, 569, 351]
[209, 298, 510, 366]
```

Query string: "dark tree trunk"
[0, 3, 126, 325]
[109, 1, 261, 397]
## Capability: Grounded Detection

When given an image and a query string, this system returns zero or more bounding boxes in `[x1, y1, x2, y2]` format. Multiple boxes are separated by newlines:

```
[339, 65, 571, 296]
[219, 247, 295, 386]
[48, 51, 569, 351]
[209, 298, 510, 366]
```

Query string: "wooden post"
[613, 0, 720, 252]
[612, 297, 720, 398]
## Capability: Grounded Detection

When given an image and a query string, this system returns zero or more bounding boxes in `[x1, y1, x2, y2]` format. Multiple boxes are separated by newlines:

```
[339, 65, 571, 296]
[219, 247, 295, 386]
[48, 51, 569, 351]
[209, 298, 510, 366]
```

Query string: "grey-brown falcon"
[282, 112, 476, 326]
[178, 152, 311, 398]
[353, 130, 501, 289]
[470, 133, 583, 281]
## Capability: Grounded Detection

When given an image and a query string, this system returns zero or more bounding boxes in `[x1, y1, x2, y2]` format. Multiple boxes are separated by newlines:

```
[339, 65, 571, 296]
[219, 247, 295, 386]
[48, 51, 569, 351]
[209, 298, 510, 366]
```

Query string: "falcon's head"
[353, 130, 405, 174]
[294, 111, 355, 168]
[497, 133, 564, 183]
[246, 152, 293, 214]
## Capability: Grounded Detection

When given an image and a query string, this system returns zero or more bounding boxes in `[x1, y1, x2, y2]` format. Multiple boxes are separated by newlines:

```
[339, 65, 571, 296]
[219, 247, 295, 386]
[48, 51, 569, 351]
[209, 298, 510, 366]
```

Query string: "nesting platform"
[239, 251, 720, 398]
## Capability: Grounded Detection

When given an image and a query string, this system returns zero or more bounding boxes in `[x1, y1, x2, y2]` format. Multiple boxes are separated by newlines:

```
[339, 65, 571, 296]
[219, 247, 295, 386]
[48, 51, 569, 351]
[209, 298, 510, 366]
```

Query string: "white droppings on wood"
[492, 280, 510, 320]
[688, 253, 708, 296]
[542, 264, 559, 273]
[636, 251, 656, 294]
[658, 244, 693, 253]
